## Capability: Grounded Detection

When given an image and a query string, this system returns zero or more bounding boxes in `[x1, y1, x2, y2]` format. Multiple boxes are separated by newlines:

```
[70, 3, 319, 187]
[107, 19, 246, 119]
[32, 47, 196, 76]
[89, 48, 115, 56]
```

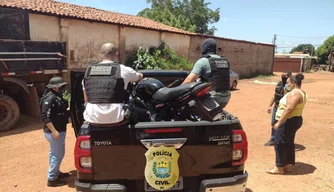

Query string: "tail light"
[1, 72, 16, 76]
[145, 128, 183, 134]
[196, 85, 211, 97]
[74, 136, 92, 173]
[232, 130, 248, 166]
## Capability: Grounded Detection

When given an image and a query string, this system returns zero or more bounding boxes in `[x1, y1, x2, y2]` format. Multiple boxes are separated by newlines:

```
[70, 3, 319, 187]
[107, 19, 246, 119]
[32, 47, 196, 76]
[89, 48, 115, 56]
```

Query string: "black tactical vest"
[274, 81, 284, 105]
[202, 54, 230, 92]
[84, 62, 126, 104]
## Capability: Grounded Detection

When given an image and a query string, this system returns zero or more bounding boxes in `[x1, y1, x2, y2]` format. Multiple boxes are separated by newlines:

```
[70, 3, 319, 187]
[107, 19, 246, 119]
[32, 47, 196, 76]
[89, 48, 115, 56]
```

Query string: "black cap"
[202, 38, 217, 55]
[46, 77, 68, 88]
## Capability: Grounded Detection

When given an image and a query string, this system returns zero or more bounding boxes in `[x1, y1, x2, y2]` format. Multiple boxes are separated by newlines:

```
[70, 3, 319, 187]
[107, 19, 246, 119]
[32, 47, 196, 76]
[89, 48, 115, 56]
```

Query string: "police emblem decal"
[144, 146, 180, 191]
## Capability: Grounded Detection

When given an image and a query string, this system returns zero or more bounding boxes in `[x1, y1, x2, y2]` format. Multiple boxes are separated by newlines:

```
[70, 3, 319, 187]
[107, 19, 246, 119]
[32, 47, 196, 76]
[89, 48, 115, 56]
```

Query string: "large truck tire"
[0, 94, 20, 132]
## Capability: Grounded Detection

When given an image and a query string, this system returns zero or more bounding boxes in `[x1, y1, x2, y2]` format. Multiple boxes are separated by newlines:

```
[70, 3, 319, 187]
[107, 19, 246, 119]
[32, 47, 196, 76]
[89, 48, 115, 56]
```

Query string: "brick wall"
[189, 36, 275, 78]
[273, 58, 301, 73]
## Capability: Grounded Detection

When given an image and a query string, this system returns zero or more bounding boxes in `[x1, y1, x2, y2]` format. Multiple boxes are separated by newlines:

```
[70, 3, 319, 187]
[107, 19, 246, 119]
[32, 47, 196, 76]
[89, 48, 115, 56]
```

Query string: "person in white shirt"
[82, 43, 150, 125]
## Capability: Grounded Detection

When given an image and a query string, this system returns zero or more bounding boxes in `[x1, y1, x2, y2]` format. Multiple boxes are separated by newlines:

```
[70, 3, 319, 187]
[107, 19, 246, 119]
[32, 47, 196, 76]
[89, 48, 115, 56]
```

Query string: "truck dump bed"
[0, 39, 67, 76]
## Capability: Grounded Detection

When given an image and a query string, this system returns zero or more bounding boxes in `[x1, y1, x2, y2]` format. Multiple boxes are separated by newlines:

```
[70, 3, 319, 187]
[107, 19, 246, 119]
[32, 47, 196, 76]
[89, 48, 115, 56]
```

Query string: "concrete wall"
[301, 58, 317, 72]
[120, 26, 160, 64]
[162, 32, 190, 59]
[28, 13, 274, 78]
[189, 36, 274, 78]
[29, 13, 60, 41]
[255, 44, 275, 75]
[274, 58, 301, 73]
[66, 19, 119, 69]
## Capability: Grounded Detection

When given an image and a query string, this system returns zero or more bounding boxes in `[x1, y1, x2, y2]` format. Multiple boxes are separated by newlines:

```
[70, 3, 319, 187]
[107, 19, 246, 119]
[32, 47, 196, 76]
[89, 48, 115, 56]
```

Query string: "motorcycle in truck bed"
[70, 70, 248, 192]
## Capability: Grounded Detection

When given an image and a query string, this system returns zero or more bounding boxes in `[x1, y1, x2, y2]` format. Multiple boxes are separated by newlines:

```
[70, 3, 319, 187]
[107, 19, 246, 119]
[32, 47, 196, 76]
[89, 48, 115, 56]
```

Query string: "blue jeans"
[44, 132, 66, 181]
[270, 107, 278, 141]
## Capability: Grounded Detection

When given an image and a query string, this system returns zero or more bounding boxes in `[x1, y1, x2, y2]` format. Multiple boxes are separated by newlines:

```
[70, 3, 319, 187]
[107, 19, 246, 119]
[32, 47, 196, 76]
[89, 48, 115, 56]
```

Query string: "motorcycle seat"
[152, 82, 200, 102]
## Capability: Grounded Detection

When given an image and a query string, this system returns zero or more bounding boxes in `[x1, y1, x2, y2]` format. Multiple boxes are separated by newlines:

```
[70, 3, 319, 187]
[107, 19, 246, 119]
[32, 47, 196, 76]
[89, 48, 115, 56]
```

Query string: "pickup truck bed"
[70, 71, 248, 192]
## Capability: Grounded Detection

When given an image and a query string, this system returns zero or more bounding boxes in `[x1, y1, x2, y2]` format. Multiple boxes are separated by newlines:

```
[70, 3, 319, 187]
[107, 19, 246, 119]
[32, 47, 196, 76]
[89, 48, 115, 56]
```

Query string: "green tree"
[126, 42, 193, 70]
[290, 44, 315, 56]
[138, 0, 220, 35]
[316, 35, 334, 64]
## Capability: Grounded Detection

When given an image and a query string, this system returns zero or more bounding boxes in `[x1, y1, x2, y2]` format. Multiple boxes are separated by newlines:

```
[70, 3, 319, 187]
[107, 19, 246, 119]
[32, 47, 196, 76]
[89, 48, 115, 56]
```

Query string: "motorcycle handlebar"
[133, 58, 147, 71]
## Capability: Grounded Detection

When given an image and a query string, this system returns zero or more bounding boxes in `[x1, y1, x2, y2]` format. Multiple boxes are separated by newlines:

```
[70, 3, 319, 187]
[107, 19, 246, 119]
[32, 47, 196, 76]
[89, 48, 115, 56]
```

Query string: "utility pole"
[311, 47, 314, 56]
[272, 34, 277, 53]
[271, 34, 277, 75]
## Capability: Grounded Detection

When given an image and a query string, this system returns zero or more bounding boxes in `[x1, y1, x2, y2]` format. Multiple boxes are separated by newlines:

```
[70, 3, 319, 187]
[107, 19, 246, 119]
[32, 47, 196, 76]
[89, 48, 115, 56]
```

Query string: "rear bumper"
[199, 171, 248, 192]
[76, 171, 248, 192]
[75, 180, 126, 192]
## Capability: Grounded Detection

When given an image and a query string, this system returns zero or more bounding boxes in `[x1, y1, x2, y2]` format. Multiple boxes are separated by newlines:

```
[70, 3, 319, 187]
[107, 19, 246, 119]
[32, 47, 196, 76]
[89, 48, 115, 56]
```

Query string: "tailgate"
[90, 120, 237, 181]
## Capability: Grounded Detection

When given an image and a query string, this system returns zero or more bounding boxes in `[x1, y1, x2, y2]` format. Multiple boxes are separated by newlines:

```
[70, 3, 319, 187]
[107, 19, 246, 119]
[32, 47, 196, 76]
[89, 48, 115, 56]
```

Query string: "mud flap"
[3, 77, 30, 94]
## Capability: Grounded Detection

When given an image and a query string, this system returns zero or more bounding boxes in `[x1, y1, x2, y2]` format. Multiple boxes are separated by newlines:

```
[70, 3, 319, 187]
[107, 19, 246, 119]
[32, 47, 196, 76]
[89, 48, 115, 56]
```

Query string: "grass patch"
[239, 72, 277, 80]
[256, 74, 276, 79]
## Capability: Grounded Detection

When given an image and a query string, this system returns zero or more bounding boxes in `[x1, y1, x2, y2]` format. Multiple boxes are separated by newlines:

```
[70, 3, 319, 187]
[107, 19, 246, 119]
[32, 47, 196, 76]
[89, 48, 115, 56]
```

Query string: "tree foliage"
[290, 44, 315, 56]
[138, 0, 220, 35]
[62, 89, 71, 107]
[126, 42, 193, 70]
[316, 35, 334, 64]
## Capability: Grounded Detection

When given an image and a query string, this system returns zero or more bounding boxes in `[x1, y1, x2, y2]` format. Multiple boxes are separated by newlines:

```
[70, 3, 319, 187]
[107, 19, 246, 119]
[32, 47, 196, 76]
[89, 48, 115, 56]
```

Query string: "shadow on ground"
[65, 170, 77, 188]
[230, 88, 240, 92]
[285, 162, 316, 175]
[295, 143, 306, 152]
[0, 115, 42, 137]
[0, 115, 72, 138]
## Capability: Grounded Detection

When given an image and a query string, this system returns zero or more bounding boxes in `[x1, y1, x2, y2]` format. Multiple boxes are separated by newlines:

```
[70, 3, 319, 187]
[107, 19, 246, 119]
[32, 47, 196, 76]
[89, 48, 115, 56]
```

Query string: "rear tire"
[0, 95, 20, 132]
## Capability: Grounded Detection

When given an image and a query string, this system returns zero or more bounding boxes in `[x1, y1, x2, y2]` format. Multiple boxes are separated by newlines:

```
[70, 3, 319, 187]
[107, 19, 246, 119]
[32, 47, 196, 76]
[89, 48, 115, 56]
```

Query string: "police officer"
[82, 42, 150, 126]
[182, 38, 231, 109]
[40, 77, 70, 187]
[264, 70, 292, 146]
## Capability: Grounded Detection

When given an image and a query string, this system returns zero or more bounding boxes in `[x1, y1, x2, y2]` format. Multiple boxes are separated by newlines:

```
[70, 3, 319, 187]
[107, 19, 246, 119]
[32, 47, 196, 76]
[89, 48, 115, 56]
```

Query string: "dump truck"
[0, 39, 67, 131]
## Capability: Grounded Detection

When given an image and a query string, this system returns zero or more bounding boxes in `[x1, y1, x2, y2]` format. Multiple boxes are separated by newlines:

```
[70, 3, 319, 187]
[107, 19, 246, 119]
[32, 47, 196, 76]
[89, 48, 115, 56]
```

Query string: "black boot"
[47, 178, 66, 187]
[58, 171, 70, 179]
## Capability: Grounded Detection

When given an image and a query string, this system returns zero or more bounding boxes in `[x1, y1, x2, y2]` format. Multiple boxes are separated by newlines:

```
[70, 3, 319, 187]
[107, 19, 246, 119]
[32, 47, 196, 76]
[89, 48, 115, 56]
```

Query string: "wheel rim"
[0, 104, 9, 121]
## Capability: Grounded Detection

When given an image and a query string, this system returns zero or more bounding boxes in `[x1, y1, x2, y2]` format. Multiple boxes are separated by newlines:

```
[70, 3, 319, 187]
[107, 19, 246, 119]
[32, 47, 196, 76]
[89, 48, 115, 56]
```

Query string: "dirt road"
[0, 72, 333, 192]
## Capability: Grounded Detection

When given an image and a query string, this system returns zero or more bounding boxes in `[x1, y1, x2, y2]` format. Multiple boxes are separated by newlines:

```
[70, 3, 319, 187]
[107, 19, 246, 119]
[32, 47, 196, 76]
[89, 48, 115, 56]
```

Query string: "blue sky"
[58, 0, 334, 53]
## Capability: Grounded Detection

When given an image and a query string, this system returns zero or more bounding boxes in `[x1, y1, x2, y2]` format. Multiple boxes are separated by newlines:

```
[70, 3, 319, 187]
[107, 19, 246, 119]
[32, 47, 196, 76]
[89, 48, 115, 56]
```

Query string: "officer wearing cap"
[40, 77, 70, 187]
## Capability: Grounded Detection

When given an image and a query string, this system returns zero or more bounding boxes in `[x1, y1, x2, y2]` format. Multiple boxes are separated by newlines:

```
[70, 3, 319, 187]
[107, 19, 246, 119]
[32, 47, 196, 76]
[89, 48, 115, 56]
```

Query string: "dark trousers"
[270, 107, 278, 140]
[274, 116, 303, 167]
